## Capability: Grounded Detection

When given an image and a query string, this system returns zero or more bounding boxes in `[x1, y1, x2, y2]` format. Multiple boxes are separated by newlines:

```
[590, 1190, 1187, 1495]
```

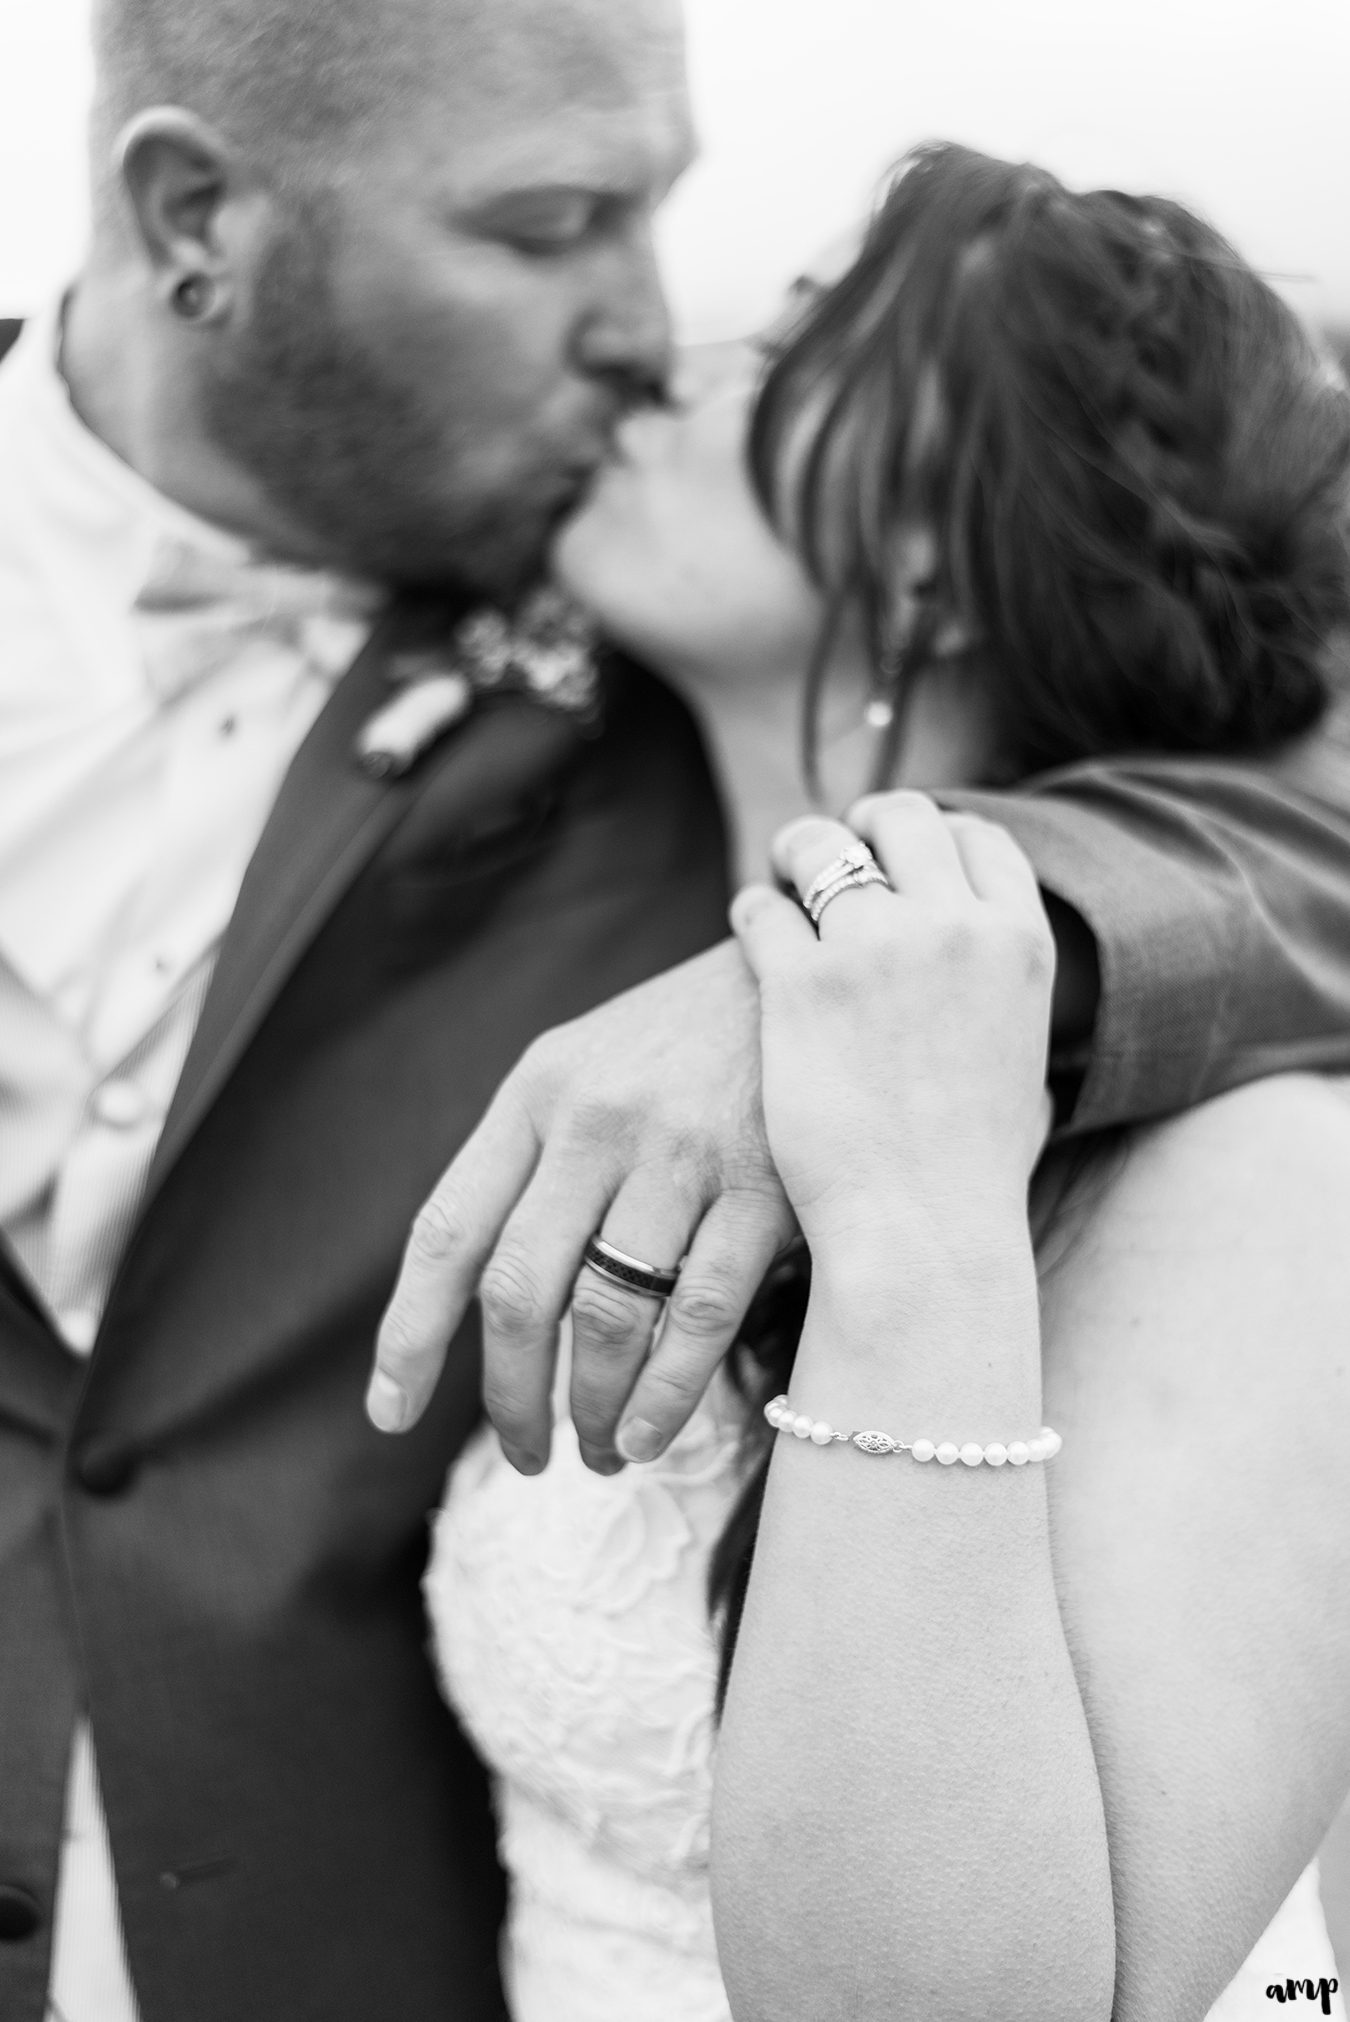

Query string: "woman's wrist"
[795, 1226, 1043, 1433]
[804, 1200, 1036, 1333]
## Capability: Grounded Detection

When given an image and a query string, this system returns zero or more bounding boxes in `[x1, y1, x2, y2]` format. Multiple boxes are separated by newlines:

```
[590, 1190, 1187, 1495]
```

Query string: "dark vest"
[0, 380, 731, 2021]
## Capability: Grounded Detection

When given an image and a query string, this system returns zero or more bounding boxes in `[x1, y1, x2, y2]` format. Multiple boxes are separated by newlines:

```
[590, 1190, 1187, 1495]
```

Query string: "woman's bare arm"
[1042, 1074, 1350, 2020]
[711, 1240, 1116, 2022]
[713, 1072, 1350, 2022]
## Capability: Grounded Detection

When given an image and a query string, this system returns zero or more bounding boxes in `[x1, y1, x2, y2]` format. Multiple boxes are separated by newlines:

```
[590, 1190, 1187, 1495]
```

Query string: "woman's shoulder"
[1040, 1071, 1350, 1410]
[1084, 1072, 1350, 1237]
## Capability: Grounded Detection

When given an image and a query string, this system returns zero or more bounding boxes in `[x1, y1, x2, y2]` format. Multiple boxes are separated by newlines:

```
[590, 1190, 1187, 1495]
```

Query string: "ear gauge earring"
[171, 274, 218, 321]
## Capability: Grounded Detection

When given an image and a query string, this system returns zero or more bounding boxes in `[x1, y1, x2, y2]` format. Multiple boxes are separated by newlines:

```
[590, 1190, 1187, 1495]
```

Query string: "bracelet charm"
[764, 1395, 1061, 1467]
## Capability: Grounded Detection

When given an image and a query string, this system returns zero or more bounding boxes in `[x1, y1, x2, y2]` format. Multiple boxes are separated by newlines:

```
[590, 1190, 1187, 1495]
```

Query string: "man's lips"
[536, 462, 609, 536]
[553, 460, 604, 506]
[543, 400, 673, 521]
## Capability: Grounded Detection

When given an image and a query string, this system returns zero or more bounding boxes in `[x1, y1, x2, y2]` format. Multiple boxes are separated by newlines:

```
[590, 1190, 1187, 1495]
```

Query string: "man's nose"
[573, 231, 674, 404]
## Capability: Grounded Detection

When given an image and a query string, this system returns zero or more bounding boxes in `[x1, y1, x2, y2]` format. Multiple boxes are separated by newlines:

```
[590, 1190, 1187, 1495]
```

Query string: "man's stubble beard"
[198, 204, 554, 599]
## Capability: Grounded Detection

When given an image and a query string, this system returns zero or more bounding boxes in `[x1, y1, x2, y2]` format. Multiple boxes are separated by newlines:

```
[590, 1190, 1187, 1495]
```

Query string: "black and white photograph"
[1, 1, 1349, 2017]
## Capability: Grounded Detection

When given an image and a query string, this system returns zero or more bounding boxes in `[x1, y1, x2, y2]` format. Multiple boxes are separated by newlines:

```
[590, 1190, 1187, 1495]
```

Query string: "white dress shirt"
[0, 304, 378, 2022]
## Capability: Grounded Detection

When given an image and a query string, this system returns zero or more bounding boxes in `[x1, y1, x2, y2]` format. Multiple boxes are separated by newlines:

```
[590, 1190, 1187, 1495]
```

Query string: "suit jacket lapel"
[142, 592, 599, 1217]
[144, 614, 417, 1201]
[0, 1246, 82, 1428]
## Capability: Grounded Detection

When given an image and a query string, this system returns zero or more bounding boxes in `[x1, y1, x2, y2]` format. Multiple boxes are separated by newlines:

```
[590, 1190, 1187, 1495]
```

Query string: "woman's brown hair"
[749, 141, 1350, 787]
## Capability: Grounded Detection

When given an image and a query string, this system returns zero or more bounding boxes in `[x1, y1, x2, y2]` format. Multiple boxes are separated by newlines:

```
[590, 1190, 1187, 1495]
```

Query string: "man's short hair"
[93, 0, 415, 199]
[89, 0, 601, 228]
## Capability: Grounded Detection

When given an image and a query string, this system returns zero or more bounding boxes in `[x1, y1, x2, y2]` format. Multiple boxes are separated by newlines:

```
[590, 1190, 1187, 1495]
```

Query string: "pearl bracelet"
[764, 1394, 1062, 1468]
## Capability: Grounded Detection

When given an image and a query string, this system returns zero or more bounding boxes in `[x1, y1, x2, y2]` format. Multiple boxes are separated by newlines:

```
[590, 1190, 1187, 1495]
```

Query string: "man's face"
[201, 0, 694, 597]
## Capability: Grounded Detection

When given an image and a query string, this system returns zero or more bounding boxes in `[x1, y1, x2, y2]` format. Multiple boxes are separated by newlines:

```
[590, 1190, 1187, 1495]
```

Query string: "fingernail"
[366, 1372, 410, 1433]
[616, 1418, 663, 1464]
[506, 1448, 546, 1477]
[579, 1443, 625, 1477]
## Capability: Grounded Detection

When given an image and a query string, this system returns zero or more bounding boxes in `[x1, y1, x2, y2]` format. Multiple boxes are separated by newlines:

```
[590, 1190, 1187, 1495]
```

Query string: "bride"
[424, 144, 1350, 2020]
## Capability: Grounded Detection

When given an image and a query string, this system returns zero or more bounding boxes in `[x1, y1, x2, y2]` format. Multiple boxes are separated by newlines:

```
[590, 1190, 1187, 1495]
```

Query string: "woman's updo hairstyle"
[749, 142, 1350, 779]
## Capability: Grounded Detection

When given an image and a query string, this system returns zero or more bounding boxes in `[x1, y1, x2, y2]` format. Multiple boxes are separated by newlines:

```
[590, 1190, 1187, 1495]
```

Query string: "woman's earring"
[865, 648, 900, 731]
[171, 274, 219, 322]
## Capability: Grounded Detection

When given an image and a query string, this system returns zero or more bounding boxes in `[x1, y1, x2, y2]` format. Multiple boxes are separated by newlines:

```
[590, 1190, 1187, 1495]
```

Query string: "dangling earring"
[172, 274, 218, 321]
[865, 615, 940, 793]
[865, 648, 900, 731]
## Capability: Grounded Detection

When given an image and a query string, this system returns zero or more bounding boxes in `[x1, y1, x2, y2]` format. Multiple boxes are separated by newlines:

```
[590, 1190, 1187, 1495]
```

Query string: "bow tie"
[132, 534, 384, 701]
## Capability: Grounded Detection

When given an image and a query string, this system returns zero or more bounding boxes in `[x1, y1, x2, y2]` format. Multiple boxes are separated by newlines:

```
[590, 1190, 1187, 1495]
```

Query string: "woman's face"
[551, 230, 1002, 795]
[551, 340, 825, 693]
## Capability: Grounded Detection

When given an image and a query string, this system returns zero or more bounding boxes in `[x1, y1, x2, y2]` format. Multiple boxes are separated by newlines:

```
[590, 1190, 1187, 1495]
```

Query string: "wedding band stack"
[800, 843, 892, 928]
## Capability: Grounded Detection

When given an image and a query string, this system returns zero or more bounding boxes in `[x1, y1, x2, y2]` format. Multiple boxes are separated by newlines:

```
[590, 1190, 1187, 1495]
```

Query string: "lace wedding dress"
[426, 1352, 1343, 2022]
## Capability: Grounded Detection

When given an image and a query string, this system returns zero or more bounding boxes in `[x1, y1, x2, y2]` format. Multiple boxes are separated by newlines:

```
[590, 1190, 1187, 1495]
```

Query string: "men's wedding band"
[582, 1235, 683, 1302]
[801, 844, 893, 927]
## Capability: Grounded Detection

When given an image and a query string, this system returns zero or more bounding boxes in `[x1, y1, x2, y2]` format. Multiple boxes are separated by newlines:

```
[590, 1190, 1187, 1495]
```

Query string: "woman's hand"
[731, 793, 1056, 1268]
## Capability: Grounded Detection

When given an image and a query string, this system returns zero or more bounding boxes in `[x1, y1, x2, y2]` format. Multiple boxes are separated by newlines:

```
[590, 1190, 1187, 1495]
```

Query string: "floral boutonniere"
[355, 587, 603, 780]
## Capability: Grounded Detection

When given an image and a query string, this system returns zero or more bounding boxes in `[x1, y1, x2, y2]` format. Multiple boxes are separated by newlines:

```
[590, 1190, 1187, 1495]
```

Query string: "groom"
[0, 2, 729, 2020]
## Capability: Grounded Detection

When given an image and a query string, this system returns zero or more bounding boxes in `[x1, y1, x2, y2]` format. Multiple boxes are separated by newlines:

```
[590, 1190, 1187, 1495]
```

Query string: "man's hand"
[367, 940, 795, 1473]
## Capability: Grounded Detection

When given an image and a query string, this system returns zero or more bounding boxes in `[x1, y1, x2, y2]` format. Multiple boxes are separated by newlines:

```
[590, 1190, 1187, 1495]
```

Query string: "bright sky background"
[2, 0, 1347, 335]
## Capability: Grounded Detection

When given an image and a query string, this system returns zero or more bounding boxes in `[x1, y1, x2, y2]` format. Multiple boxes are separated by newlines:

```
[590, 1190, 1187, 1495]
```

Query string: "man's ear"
[116, 107, 245, 323]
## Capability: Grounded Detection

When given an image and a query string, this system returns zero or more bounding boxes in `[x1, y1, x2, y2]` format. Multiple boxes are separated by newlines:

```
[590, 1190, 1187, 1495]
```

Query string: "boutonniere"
[355, 587, 603, 780]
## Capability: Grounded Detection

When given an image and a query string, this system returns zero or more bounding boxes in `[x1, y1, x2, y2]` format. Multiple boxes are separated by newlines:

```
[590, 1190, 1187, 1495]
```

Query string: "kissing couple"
[1, 0, 1349, 2019]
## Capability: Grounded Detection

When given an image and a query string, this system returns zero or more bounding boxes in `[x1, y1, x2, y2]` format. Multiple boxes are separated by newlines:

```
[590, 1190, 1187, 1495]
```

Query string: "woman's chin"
[548, 450, 824, 692]
[545, 510, 662, 668]
[550, 502, 682, 665]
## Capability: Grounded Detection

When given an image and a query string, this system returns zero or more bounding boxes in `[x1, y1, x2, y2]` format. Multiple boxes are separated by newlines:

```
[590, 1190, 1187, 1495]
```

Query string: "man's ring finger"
[582, 1235, 683, 1302]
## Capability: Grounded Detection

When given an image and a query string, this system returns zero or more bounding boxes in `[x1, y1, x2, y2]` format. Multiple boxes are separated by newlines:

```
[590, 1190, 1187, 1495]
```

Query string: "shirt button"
[0, 1886, 42, 1941]
[93, 1079, 148, 1129]
[74, 1440, 140, 1498]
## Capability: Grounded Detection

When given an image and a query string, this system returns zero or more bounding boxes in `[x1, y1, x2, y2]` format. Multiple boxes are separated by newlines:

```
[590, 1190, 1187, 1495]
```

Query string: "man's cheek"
[350, 256, 550, 414]
[436, 325, 564, 451]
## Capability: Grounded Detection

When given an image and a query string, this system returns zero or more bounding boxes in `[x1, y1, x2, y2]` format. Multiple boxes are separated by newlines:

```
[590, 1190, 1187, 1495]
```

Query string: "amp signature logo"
[1266, 1979, 1340, 2013]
